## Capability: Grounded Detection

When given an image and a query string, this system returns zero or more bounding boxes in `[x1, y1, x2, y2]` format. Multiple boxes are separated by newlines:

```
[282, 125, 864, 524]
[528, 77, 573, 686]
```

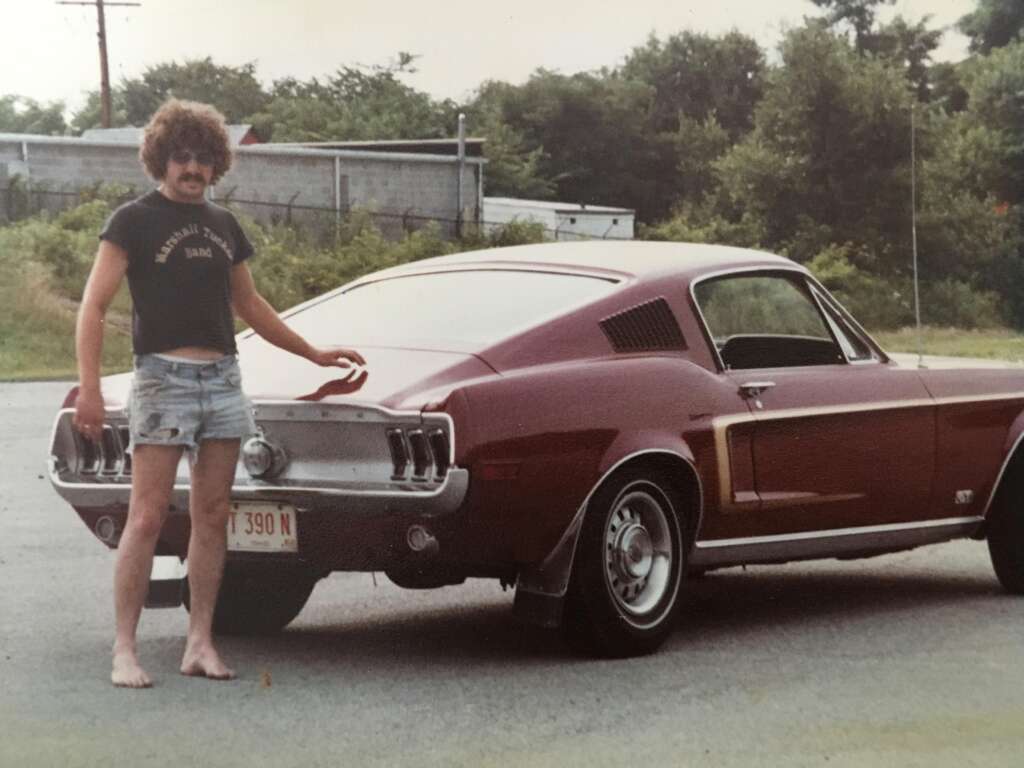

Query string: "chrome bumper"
[49, 462, 470, 516]
[48, 403, 469, 517]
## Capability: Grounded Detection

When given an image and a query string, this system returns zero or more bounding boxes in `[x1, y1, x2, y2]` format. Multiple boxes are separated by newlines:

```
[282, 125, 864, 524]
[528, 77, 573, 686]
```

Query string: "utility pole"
[57, 0, 141, 128]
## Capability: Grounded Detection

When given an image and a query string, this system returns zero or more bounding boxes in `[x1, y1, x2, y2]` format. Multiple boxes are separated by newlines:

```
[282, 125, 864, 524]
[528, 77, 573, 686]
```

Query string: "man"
[73, 99, 364, 688]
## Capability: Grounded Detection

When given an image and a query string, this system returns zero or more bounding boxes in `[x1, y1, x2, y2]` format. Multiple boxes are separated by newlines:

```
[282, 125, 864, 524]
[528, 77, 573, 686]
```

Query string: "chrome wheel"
[603, 483, 675, 624]
[563, 467, 687, 657]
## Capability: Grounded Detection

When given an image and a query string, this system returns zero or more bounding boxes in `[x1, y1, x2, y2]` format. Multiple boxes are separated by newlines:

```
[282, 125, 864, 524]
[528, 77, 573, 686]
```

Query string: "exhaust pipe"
[95, 515, 122, 545]
[406, 525, 439, 556]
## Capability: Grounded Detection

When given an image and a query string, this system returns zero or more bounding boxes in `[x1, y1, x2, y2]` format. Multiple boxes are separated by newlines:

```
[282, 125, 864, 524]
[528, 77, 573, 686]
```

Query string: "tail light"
[428, 429, 450, 478]
[387, 429, 410, 479]
[72, 420, 132, 477]
[387, 426, 451, 481]
[407, 430, 431, 478]
[99, 425, 121, 475]
[62, 385, 80, 409]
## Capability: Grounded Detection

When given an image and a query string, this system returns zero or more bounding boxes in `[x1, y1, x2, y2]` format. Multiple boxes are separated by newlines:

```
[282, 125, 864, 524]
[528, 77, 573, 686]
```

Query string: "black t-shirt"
[100, 190, 254, 355]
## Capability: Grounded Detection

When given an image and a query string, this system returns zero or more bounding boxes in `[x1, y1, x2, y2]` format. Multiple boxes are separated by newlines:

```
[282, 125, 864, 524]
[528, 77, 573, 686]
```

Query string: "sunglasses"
[170, 148, 214, 166]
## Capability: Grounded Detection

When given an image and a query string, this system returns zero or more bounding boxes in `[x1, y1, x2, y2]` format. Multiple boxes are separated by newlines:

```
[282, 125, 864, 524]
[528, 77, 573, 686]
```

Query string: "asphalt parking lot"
[3, 381, 1024, 767]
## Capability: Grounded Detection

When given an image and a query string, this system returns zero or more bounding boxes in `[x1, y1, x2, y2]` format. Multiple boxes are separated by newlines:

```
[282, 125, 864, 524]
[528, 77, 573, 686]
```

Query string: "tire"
[988, 481, 1024, 594]
[183, 564, 318, 635]
[562, 467, 686, 657]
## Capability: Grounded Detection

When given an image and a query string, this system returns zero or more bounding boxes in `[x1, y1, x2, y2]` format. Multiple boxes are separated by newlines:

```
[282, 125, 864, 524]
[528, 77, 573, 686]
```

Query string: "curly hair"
[139, 99, 232, 183]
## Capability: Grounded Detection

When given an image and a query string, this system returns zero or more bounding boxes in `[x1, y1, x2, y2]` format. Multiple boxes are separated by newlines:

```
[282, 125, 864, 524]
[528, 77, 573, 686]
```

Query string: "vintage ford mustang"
[49, 242, 1024, 656]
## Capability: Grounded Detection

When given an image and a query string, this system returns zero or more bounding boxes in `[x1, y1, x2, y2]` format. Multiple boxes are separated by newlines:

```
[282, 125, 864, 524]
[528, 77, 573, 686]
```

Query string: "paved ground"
[3, 381, 1023, 767]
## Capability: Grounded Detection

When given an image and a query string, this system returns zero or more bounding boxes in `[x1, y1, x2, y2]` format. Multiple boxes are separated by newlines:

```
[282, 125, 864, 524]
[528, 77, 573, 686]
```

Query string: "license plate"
[227, 502, 298, 553]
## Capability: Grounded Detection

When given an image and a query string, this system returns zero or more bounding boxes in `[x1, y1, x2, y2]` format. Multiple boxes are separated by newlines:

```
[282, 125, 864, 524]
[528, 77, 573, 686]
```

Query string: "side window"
[812, 288, 876, 362]
[694, 274, 844, 370]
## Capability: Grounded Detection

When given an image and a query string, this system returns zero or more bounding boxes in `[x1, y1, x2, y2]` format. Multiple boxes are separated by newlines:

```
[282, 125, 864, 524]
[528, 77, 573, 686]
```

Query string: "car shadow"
[669, 564, 1000, 641]
[222, 560, 1009, 670]
[229, 592, 569, 668]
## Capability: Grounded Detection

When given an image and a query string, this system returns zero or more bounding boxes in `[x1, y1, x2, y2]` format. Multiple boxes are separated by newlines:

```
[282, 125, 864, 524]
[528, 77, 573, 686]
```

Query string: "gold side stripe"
[712, 392, 1024, 510]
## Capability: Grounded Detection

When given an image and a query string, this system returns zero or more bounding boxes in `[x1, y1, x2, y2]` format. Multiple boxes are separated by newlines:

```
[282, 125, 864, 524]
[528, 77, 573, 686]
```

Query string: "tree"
[712, 22, 914, 264]
[958, 40, 1024, 204]
[481, 69, 678, 221]
[71, 58, 270, 131]
[69, 90, 129, 134]
[811, 0, 895, 50]
[253, 56, 458, 142]
[618, 31, 764, 140]
[0, 95, 67, 135]
[863, 16, 942, 100]
[928, 61, 969, 113]
[464, 81, 555, 200]
[959, 0, 1024, 54]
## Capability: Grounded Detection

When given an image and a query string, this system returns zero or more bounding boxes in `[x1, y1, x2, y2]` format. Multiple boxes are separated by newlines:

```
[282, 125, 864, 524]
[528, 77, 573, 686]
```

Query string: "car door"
[693, 270, 935, 539]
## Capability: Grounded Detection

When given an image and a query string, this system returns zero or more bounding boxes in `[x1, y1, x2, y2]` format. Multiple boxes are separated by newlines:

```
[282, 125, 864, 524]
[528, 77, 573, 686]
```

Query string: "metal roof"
[279, 138, 486, 158]
[80, 125, 257, 146]
[484, 197, 635, 215]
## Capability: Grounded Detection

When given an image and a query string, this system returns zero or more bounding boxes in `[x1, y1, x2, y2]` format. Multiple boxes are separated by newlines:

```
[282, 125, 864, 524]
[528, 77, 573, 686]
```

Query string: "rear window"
[277, 269, 619, 347]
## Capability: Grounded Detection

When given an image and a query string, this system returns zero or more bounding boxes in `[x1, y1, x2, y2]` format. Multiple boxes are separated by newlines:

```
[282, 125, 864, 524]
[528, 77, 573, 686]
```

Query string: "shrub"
[920, 278, 1008, 329]
[807, 244, 914, 330]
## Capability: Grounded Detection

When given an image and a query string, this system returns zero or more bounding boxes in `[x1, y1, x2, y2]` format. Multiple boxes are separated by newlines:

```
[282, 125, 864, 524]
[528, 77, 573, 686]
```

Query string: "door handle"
[739, 381, 776, 398]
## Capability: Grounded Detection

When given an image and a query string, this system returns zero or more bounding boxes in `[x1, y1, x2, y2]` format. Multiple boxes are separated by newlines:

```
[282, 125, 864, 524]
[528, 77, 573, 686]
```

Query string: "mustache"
[178, 173, 205, 182]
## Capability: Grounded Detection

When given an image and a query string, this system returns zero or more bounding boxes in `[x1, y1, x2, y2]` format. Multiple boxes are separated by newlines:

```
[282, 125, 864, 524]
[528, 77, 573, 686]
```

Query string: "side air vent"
[600, 297, 686, 352]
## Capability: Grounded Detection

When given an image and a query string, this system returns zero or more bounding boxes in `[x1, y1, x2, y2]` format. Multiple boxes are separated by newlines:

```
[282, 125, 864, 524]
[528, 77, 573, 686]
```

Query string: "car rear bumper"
[50, 462, 469, 516]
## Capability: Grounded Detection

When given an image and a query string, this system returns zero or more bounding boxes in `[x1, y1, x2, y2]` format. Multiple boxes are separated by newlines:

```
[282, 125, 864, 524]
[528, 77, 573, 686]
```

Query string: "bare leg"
[112, 444, 184, 688]
[180, 438, 240, 680]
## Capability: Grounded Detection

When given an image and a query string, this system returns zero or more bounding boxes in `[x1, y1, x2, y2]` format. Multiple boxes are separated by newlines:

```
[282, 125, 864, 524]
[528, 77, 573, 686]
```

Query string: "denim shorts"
[127, 354, 256, 455]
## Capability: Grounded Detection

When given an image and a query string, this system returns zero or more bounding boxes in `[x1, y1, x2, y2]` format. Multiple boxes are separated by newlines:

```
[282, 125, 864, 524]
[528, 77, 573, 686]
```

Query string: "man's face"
[163, 147, 214, 202]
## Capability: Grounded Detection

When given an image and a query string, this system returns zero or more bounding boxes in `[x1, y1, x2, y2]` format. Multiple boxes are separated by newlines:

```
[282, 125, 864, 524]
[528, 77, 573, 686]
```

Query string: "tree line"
[3, 0, 1023, 330]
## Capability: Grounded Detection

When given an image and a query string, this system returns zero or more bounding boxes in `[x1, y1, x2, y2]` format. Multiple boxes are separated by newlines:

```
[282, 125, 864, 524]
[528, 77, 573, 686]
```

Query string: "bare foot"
[180, 642, 235, 681]
[111, 649, 152, 688]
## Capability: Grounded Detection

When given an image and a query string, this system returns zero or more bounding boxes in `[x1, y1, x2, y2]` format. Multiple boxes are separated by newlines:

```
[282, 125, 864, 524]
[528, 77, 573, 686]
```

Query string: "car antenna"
[911, 102, 924, 368]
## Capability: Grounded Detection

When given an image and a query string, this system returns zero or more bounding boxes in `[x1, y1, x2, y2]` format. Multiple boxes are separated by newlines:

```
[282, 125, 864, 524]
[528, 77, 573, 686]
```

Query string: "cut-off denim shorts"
[127, 353, 256, 456]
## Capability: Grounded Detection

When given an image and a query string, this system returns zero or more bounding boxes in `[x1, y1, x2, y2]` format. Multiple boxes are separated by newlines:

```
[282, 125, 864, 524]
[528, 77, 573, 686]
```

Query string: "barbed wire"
[0, 183, 637, 242]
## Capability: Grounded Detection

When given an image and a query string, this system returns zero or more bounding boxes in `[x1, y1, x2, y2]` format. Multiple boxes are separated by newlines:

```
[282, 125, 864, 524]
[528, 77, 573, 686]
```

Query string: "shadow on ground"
[214, 558, 1007, 672]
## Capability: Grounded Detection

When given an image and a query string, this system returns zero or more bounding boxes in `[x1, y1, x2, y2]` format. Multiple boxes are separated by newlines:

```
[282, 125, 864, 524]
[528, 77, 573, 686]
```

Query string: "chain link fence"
[0, 176, 635, 243]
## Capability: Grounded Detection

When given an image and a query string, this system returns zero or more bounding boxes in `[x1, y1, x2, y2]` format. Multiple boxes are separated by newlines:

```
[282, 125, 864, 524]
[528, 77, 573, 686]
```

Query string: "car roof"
[367, 241, 798, 284]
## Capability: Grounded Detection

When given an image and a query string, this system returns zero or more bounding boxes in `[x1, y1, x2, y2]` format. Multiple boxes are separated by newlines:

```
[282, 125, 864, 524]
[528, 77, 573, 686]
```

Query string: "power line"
[56, 0, 141, 128]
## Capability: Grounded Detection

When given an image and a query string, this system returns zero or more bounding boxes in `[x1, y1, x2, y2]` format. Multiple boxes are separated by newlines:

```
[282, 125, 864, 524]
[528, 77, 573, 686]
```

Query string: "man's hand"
[306, 346, 366, 369]
[73, 388, 106, 443]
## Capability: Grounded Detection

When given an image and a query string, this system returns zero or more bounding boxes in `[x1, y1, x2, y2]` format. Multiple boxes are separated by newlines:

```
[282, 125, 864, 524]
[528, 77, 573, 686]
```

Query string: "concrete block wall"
[0, 134, 483, 238]
[214, 149, 339, 232]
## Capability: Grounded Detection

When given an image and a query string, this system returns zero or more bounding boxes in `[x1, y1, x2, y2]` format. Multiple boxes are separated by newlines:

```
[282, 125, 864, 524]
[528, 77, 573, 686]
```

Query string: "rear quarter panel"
[448, 356, 741, 565]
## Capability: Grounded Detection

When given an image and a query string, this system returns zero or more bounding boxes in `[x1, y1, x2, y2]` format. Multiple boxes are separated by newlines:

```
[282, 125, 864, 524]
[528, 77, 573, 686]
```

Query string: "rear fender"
[978, 408, 1024, 537]
[513, 439, 702, 628]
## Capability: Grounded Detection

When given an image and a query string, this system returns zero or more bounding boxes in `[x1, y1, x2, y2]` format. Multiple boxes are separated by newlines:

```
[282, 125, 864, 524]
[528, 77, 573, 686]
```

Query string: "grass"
[3, 198, 1023, 379]
[0, 266, 133, 381]
[873, 326, 1024, 362]
[5, 283, 1024, 382]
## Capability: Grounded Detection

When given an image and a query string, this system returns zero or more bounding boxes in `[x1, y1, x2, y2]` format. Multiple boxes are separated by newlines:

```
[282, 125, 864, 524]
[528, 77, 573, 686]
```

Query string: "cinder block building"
[483, 197, 635, 241]
[0, 133, 484, 239]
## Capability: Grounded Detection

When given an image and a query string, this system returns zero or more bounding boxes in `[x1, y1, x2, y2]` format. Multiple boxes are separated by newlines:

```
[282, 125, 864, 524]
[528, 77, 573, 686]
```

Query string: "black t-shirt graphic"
[100, 190, 254, 355]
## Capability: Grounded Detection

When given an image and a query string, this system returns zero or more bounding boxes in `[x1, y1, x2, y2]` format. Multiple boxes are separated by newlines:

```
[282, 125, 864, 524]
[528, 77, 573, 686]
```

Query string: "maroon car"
[49, 242, 1024, 657]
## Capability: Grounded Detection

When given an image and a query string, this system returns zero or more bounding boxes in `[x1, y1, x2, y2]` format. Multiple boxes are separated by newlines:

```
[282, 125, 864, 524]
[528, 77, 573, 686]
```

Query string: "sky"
[1, 0, 977, 117]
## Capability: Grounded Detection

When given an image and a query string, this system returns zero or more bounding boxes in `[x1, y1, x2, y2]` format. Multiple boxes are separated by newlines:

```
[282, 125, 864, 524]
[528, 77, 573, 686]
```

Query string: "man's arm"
[230, 262, 365, 367]
[74, 240, 129, 438]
